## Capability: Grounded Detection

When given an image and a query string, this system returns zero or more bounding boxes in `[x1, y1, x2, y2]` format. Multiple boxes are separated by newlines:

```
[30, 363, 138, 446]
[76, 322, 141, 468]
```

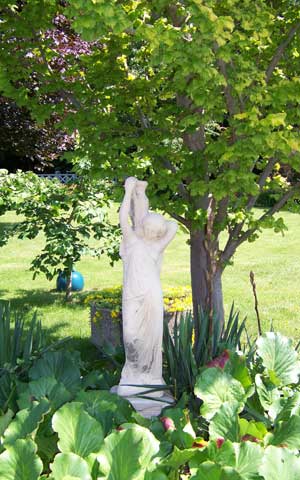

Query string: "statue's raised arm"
[119, 177, 137, 243]
[130, 179, 149, 236]
[157, 220, 178, 252]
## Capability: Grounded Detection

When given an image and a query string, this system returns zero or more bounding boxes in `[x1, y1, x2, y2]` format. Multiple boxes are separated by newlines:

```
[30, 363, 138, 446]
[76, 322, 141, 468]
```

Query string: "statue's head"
[142, 213, 167, 240]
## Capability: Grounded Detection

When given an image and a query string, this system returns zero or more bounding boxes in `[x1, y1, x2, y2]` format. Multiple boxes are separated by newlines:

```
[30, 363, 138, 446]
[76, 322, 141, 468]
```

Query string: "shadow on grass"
[6, 288, 88, 310]
[0, 221, 21, 233]
[0, 289, 9, 297]
[0, 290, 100, 362]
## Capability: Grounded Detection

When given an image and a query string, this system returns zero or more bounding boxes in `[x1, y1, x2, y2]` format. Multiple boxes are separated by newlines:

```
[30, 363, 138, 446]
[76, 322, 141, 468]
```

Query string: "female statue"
[117, 177, 178, 398]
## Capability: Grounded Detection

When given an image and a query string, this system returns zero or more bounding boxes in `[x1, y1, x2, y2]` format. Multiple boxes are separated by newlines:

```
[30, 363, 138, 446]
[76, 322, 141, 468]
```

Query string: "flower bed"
[85, 286, 192, 348]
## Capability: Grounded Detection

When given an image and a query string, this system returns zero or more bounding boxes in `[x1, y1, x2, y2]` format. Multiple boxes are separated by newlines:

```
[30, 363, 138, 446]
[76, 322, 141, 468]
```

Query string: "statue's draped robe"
[118, 236, 165, 396]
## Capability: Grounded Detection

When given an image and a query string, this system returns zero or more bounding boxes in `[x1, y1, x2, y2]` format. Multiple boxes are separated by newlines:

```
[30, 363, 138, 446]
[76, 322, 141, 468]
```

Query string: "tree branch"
[60, 90, 83, 110]
[215, 57, 237, 117]
[221, 157, 278, 260]
[246, 157, 278, 210]
[266, 21, 300, 83]
[258, 181, 300, 221]
[162, 158, 191, 201]
[221, 181, 300, 263]
[214, 196, 229, 233]
[166, 210, 191, 228]
[182, 126, 206, 152]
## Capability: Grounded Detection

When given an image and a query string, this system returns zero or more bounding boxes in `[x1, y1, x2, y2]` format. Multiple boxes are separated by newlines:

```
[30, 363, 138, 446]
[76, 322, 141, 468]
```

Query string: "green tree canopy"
[1, 0, 300, 334]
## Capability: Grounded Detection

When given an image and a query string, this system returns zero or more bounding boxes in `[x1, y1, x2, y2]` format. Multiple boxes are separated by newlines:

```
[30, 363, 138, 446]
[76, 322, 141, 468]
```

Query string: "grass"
[0, 208, 300, 359]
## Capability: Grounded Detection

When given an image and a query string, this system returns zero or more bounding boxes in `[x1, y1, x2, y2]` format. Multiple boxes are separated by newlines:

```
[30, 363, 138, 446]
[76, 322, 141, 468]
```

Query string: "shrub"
[0, 330, 300, 478]
[0, 301, 69, 412]
[163, 305, 247, 399]
[84, 285, 192, 320]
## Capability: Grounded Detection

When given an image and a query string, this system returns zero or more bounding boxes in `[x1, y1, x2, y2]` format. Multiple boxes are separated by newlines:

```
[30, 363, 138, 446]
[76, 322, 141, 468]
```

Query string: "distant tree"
[0, 96, 74, 172]
[0, 171, 119, 301]
[1, 1, 300, 341]
[0, 8, 92, 171]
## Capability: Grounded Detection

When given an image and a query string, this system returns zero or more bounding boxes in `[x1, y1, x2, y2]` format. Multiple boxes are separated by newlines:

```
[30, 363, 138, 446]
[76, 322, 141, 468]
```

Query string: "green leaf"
[265, 415, 300, 449]
[144, 470, 169, 480]
[161, 446, 198, 469]
[29, 351, 82, 393]
[195, 368, 246, 419]
[52, 402, 104, 457]
[74, 390, 133, 435]
[50, 452, 92, 480]
[255, 374, 281, 416]
[239, 419, 267, 441]
[229, 442, 263, 479]
[159, 406, 196, 449]
[259, 446, 300, 479]
[190, 462, 226, 480]
[256, 333, 300, 386]
[0, 439, 43, 479]
[275, 391, 300, 422]
[261, 113, 286, 128]
[226, 353, 253, 391]
[0, 409, 14, 437]
[209, 402, 240, 442]
[97, 424, 160, 480]
[17, 376, 73, 410]
[3, 398, 50, 446]
[193, 441, 263, 479]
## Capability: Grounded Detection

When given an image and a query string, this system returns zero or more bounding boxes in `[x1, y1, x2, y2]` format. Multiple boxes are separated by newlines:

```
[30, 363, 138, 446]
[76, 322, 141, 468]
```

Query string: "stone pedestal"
[110, 386, 174, 418]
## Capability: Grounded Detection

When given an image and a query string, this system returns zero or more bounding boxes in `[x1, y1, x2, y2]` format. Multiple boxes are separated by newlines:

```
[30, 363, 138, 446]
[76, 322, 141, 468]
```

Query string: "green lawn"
[1, 209, 300, 356]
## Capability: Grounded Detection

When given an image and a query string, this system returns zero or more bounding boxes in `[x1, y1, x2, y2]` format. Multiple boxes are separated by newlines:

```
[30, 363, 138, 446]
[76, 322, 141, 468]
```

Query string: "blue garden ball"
[56, 270, 84, 292]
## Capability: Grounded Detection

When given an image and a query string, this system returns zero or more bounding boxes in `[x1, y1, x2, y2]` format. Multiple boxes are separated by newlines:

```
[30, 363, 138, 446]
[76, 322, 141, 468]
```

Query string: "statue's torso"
[121, 236, 162, 300]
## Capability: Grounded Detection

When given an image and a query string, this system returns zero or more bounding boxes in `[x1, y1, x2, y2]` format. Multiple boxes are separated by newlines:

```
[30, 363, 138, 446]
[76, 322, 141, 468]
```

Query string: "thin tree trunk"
[190, 230, 224, 346]
[66, 270, 72, 302]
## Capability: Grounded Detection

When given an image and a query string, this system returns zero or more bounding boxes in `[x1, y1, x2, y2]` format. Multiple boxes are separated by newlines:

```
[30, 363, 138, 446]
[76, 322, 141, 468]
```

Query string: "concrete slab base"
[110, 386, 174, 418]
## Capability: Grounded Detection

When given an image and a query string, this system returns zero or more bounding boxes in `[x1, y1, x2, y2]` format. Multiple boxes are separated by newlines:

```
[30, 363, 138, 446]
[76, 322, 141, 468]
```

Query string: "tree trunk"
[66, 271, 72, 302]
[190, 230, 224, 346]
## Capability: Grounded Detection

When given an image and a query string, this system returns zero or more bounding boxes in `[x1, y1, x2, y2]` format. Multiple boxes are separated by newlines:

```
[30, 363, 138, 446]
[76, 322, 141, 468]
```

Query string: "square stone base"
[111, 386, 174, 418]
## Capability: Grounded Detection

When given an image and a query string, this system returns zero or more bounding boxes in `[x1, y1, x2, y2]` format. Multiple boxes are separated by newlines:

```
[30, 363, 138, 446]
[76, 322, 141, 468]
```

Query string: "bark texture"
[66, 271, 72, 302]
[190, 230, 224, 344]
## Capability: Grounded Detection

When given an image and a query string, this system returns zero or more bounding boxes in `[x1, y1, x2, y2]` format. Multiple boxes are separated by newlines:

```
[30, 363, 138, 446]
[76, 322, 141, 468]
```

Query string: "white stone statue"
[117, 177, 178, 402]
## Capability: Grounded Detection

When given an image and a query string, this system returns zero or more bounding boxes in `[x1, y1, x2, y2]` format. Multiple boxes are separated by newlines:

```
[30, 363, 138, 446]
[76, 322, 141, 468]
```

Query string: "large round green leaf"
[52, 402, 104, 457]
[3, 398, 50, 446]
[29, 351, 82, 392]
[50, 452, 92, 480]
[192, 441, 263, 480]
[194, 368, 246, 419]
[256, 333, 300, 386]
[265, 415, 300, 449]
[18, 376, 73, 411]
[255, 374, 281, 416]
[75, 390, 133, 435]
[97, 423, 160, 480]
[209, 402, 240, 442]
[229, 442, 263, 479]
[190, 462, 241, 480]
[35, 414, 59, 468]
[259, 446, 300, 479]
[275, 391, 300, 422]
[161, 446, 198, 470]
[0, 438, 43, 479]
